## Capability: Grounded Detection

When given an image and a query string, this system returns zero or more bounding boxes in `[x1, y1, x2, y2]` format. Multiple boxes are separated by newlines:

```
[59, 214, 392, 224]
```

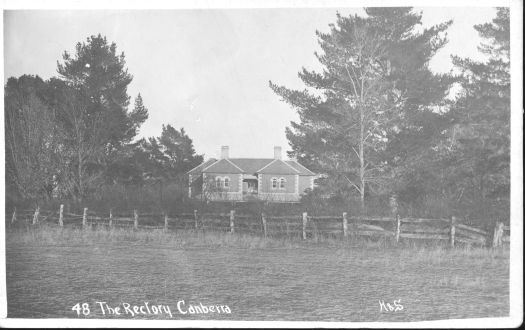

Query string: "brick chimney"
[221, 146, 229, 159]
[274, 146, 282, 160]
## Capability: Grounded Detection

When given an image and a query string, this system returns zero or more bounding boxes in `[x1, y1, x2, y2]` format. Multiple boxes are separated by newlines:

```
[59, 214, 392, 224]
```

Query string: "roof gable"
[202, 159, 243, 174]
[187, 158, 217, 174]
[229, 158, 273, 174]
[191, 157, 316, 176]
[285, 160, 316, 176]
[257, 159, 300, 175]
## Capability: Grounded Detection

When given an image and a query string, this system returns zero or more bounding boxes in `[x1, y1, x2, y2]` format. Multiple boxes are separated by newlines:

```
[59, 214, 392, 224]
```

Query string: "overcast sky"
[3, 7, 497, 159]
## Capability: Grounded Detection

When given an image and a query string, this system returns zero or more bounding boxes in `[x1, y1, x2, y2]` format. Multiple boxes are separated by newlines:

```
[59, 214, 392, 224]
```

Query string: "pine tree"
[450, 7, 510, 220]
[270, 8, 453, 212]
[124, 125, 203, 183]
[54, 35, 148, 201]
[157, 125, 203, 176]
[128, 94, 149, 137]
[57, 34, 141, 148]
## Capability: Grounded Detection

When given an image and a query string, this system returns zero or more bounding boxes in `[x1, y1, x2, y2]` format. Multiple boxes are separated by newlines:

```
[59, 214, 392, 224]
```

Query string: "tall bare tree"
[449, 7, 510, 220]
[4, 75, 60, 203]
[53, 86, 107, 201]
[54, 35, 148, 201]
[270, 9, 452, 213]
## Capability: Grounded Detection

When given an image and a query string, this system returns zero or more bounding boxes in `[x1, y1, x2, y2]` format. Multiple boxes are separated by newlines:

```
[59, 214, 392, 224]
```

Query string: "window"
[271, 178, 278, 189]
[215, 177, 230, 190]
[279, 178, 286, 189]
[271, 177, 286, 189]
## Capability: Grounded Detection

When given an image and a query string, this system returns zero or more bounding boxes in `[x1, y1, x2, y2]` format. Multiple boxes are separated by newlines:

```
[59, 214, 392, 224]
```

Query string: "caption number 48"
[72, 303, 90, 316]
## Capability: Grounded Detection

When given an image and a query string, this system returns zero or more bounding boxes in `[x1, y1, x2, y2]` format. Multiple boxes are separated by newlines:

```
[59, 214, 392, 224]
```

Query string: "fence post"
[82, 208, 88, 228]
[11, 207, 17, 225]
[342, 212, 348, 237]
[492, 222, 504, 248]
[498, 222, 505, 246]
[312, 217, 318, 241]
[450, 216, 456, 247]
[194, 209, 198, 230]
[134, 210, 139, 230]
[32, 206, 40, 225]
[109, 209, 113, 228]
[302, 212, 308, 240]
[164, 212, 169, 232]
[389, 194, 398, 218]
[395, 214, 401, 243]
[230, 210, 235, 234]
[354, 212, 360, 237]
[59, 204, 64, 226]
[261, 213, 267, 238]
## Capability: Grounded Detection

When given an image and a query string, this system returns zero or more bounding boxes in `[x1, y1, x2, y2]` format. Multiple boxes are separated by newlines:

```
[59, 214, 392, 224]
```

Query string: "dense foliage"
[5, 34, 202, 209]
[270, 8, 455, 214]
[5, 9, 511, 223]
[270, 8, 510, 221]
[448, 7, 510, 221]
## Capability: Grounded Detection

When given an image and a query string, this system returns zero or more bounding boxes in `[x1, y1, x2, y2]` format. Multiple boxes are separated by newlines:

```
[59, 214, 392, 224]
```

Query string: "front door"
[242, 179, 258, 195]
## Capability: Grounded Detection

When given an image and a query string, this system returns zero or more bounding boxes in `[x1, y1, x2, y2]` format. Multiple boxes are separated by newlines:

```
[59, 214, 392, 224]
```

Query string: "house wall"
[201, 173, 243, 201]
[257, 192, 301, 202]
[259, 174, 297, 194]
[191, 172, 311, 202]
[203, 173, 242, 192]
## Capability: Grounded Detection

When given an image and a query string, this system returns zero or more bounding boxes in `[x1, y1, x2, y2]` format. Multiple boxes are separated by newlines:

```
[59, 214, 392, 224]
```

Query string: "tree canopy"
[448, 7, 510, 220]
[270, 8, 454, 213]
[5, 35, 202, 206]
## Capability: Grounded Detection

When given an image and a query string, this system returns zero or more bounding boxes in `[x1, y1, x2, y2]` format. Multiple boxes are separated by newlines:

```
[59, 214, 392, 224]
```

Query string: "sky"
[3, 7, 498, 160]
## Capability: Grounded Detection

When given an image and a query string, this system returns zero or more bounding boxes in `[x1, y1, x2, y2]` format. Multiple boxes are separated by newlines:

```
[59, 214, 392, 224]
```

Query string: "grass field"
[6, 225, 509, 321]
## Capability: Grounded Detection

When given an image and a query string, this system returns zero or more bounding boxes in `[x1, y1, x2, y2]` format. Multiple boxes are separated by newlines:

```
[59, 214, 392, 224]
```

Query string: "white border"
[0, 0, 517, 10]
[1, 0, 522, 328]
[508, 0, 523, 326]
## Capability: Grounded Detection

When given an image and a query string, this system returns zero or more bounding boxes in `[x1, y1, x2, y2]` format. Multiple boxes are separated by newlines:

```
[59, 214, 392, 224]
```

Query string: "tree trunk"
[359, 103, 366, 216]
[359, 153, 365, 215]
[159, 180, 163, 204]
[78, 150, 83, 203]
[479, 174, 485, 202]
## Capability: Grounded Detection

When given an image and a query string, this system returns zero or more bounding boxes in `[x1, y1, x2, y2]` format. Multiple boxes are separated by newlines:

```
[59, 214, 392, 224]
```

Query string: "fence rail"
[7, 205, 510, 247]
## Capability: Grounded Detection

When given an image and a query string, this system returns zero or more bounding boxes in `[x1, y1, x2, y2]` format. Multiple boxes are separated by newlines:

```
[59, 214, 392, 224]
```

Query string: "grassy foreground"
[7, 224, 509, 261]
[6, 225, 509, 320]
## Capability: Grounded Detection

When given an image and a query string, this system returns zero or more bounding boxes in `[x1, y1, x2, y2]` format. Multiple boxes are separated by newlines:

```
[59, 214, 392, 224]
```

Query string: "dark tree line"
[449, 7, 510, 221]
[270, 7, 510, 221]
[5, 9, 511, 222]
[5, 34, 202, 208]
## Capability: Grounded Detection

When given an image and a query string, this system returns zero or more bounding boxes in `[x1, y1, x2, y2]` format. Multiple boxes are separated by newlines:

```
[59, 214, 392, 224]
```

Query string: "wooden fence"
[8, 206, 510, 247]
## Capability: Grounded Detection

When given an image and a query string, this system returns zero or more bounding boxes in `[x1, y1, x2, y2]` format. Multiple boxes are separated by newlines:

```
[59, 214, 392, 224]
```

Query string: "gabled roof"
[229, 159, 273, 174]
[193, 158, 316, 176]
[202, 158, 243, 174]
[187, 158, 217, 174]
[257, 159, 300, 174]
[285, 160, 316, 175]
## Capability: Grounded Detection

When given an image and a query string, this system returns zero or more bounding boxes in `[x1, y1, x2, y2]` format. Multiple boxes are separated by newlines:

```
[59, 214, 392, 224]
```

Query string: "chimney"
[221, 146, 229, 159]
[274, 146, 282, 160]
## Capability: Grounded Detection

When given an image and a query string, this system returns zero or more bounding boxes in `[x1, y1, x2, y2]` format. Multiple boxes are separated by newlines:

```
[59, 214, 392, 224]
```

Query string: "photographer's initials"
[379, 299, 403, 312]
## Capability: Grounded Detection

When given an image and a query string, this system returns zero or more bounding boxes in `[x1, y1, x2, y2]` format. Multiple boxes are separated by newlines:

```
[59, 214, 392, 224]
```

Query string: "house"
[187, 146, 316, 202]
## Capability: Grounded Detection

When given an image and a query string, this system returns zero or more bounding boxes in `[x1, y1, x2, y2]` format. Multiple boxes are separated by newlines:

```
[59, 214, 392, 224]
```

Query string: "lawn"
[5, 225, 509, 321]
